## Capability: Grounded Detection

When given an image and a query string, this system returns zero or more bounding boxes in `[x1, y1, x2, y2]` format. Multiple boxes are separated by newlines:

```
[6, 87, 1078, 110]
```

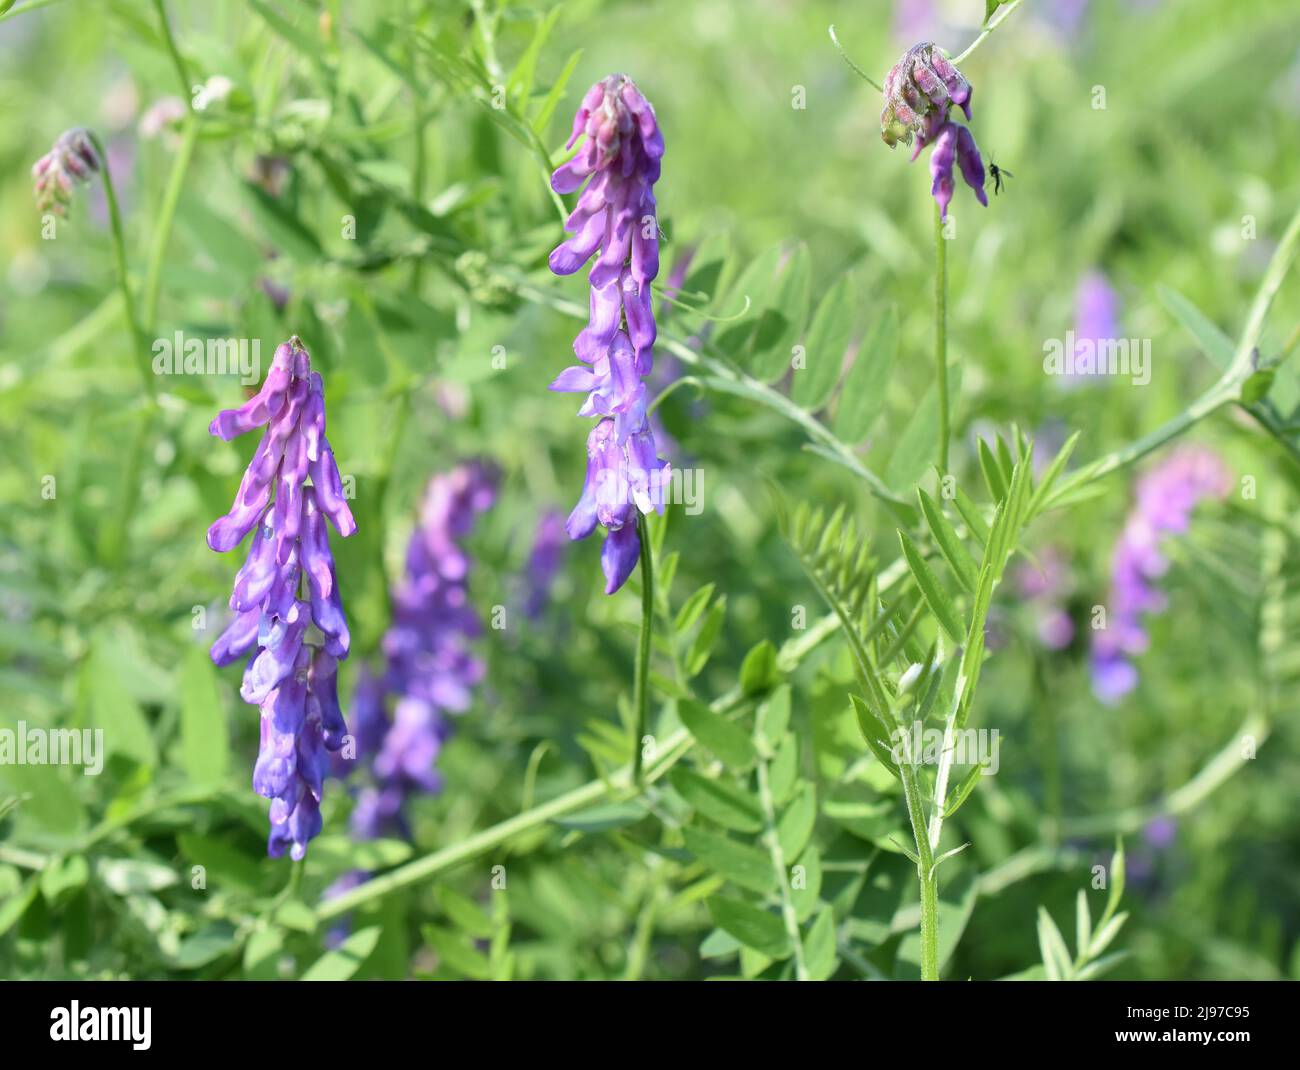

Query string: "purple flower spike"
[549, 75, 670, 594]
[882, 43, 987, 219]
[207, 335, 355, 860]
[32, 128, 100, 216]
[1090, 447, 1231, 704]
[335, 463, 497, 844]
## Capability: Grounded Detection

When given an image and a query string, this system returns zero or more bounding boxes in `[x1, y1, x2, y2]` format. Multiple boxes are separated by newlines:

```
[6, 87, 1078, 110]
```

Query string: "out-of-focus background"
[2, 0, 1300, 980]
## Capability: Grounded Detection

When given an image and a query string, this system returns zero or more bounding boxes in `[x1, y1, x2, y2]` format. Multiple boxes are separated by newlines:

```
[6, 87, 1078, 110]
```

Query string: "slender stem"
[951, 0, 1027, 65]
[934, 203, 949, 474]
[141, 118, 198, 334]
[895, 729, 940, 979]
[632, 512, 655, 785]
[85, 132, 152, 398]
[151, 0, 193, 100]
[757, 752, 807, 979]
[828, 24, 883, 92]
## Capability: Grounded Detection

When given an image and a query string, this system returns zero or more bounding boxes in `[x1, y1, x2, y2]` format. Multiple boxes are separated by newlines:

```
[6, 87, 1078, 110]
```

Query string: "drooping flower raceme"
[1090, 447, 1231, 704]
[32, 128, 100, 216]
[881, 43, 987, 220]
[548, 74, 671, 594]
[207, 336, 356, 859]
[344, 463, 497, 840]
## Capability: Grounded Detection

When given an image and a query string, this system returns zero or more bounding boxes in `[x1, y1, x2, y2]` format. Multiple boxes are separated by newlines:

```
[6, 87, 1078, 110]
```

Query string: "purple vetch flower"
[1067, 270, 1121, 382]
[207, 335, 356, 860]
[881, 43, 987, 220]
[524, 508, 566, 620]
[1090, 447, 1232, 704]
[548, 74, 671, 594]
[342, 463, 497, 841]
[31, 129, 100, 217]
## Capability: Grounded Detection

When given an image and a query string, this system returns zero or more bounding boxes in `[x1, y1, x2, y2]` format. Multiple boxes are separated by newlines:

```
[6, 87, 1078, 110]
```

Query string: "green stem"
[632, 512, 655, 786]
[951, 0, 1027, 64]
[934, 203, 949, 474]
[896, 731, 940, 980]
[141, 117, 198, 334]
[151, 0, 193, 100]
[85, 132, 151, 396]
[757, 753, 807, 979]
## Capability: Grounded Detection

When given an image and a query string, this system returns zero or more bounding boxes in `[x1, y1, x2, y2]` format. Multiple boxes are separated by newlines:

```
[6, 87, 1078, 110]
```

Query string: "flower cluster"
[548, 74, 670, 594]
[207, 336, 356, 859]
[1091, 447, 1231, 703]
[32, 128, 100, 216]
[346, 463, 497, 840]
[881, 43, 986, 220]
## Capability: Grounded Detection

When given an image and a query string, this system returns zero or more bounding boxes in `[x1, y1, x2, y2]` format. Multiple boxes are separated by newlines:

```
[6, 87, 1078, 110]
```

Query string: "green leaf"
[301, 926, 381, 981]
[804, 907, 838, 980]
[532, 48, 583, 134]
[751, 243, 811, 382]
[917, 488, 979, 593]
[885, 382, 942, 491]
[849, 695, 901, 779]
[706, 896, 792, 958]
[39, 854, 89, 907]
[178, 644, 229, 784]
[1037, 907, 1073, 981]
[739, 639, 778, 695]
[792, 274, 857, 410]
[420, 923, 492, 980]
[0, 877, 38, 937]
[767, 734, 799, 806]
[791, 845, 823, 923]
[757, 685, 792, 746]
[84, 634, 157, 767]
[985, 0, 1008, 23]
[683, 826, 775, 894]
[834, 306, 898, 444]
[686, 598, 727, 677]
[1026, 431, 1080, 520]
[977, 437, 1008, 502]
[437, 887, 494, 939]
[669, 768, 763, 832]
[679, 700, 757, 769]
[898, 531, 965, 643]
[96, 858, 177, 896]
[673, 583, 716, 635]
[551, 801, 647, 832]
[1158, 285, 1234, 371]
[942, 763, 986, 818]
[777, 784, 817, 860]
[242, 927, 284, 981]
[1076, 889, 1092, 960]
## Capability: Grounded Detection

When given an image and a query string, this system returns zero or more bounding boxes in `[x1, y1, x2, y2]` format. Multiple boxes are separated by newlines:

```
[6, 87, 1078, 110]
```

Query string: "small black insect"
[989, 158, 1014, 196]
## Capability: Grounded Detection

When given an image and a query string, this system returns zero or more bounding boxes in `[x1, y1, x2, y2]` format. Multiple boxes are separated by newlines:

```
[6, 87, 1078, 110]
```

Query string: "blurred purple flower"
[1012, 547, 1076, 651]
[893, 0, 939, 44]
[1071, 270, 1121, 377]
[139, 96, 187, 147]
[548, 74, 671, 594]
[207, 336, 356, 860]
[881, 43, 986, 219]
[343, 463, 497, 841]
[32, 128, 100, 217]
[524, 508, 566, 620]
[1091, 447, 1232, 704]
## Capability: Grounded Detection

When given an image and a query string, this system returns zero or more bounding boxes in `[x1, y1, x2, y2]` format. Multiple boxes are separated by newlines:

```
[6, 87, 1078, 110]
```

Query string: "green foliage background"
[2, 0, 1300, 980]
